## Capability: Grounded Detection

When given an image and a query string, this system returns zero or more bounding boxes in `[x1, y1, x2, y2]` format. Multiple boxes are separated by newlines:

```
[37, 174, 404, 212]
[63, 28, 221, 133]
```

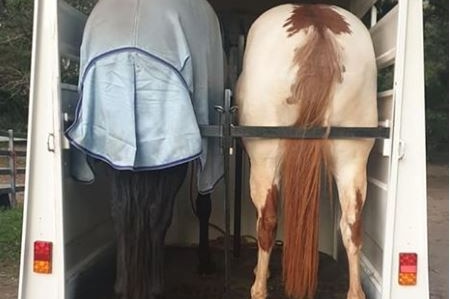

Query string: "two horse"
[68, 2, 376, 299]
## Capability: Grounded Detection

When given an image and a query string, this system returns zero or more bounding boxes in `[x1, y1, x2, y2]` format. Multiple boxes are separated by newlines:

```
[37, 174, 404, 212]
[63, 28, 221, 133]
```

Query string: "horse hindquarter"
[237, 4, 377, 299]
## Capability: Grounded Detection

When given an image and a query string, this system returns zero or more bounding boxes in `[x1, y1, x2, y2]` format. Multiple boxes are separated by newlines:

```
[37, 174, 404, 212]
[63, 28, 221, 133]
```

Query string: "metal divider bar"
[200, 125, 390, 139]
[213, 90, 234, 294]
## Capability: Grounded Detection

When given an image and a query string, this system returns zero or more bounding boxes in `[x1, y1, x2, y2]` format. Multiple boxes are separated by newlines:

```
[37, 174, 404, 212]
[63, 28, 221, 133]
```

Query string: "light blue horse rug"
[65, 0, 224, 193]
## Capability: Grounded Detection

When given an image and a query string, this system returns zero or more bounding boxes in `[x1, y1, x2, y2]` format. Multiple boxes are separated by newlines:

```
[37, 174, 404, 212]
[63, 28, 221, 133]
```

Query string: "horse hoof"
[250, 292, 267, 299]
[251, 285, 267, 299]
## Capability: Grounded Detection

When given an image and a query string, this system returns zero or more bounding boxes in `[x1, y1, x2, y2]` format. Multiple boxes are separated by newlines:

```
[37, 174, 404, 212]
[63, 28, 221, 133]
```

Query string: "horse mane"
[281, 5, 350, 299]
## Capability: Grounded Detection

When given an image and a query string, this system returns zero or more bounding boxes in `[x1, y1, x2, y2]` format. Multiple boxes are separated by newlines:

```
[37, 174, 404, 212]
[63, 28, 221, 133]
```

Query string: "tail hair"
[281, 5, 349, 299]
[111, 164, 188, 298]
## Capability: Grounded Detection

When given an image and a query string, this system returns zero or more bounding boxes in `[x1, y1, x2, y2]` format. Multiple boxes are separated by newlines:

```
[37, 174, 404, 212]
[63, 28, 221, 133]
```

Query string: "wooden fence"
[0, 129, 26, 207]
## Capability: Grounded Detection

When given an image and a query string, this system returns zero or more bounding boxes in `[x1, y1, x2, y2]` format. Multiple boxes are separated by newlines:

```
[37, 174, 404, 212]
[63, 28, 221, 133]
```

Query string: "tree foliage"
[0, 0, 33, 131]
[423, 0, 449, 155]
[65, 0, 97, 15]
[0, 0, 96, 131]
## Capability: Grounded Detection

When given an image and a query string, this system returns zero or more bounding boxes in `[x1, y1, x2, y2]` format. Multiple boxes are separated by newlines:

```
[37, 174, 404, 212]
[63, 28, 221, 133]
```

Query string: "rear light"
[398, 252, 417, 285]
[33, 241, 53, 274]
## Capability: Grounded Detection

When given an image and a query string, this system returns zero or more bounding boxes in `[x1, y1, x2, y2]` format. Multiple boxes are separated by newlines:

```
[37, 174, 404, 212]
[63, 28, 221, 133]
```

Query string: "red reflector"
[400, 265, 417, 273]
[33, 241, 53, 274]
[399, 253, 417, 286]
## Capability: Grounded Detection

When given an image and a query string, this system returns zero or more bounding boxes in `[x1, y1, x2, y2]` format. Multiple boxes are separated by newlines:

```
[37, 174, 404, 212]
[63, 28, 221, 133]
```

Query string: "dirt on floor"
[0, 263, 19, 299]
[427, 163, 449, 299]
[0, 163, 448, 299]
[77, 246, 350, 299]
[164, 246, 350, 299]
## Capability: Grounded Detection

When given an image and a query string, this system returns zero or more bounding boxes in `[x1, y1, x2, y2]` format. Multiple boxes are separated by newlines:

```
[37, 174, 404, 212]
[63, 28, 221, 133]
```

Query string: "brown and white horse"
[236, 4, 377, 299]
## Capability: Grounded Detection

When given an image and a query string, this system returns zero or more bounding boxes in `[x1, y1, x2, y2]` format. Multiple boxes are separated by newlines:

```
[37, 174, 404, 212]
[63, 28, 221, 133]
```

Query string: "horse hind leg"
[333, 153, 371, 299]
[248, 158, 279, 299]
[196, 193, 215, 274]
[148, 164, 188, 296]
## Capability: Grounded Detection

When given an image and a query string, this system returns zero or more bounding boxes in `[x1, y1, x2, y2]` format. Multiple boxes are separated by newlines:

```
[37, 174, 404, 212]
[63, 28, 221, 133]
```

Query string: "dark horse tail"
[111, 163, 188, 299]
[281, 5, 351, 299]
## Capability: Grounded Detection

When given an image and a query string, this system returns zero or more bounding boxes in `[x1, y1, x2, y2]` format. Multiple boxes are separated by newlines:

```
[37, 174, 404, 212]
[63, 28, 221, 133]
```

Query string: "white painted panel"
[362, 233, 384, 277]
[362, 185, 387, 275]
[382, 1, 429, 298]
[361, 254, 382, 299]
[367, 153, 389, 184]
[373, 139, 390, 157]
[370, 5, 399, 68]
[377, 90, 394, 123]
[58, 1, 86, 60]
[19, 0, 66, 298]
[373, 90, 394, 156]
[364, 184, 387, 247]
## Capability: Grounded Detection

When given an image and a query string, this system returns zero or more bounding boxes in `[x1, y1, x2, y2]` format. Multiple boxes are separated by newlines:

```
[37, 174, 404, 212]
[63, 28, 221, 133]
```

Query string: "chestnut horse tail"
[281, 5, 350, 299]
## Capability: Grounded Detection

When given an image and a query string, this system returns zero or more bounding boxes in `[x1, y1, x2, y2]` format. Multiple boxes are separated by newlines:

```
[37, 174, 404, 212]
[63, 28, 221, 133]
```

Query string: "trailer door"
[349, 1, 429, 298]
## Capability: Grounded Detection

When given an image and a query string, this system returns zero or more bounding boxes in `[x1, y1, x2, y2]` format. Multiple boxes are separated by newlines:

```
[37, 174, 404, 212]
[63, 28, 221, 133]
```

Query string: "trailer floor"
[92, 243, 348, 299]
[164, 244, 349, 299]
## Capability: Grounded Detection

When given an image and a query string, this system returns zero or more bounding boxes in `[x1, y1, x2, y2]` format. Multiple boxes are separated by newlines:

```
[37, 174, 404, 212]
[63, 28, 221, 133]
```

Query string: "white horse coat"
[236, 4, 377, 299]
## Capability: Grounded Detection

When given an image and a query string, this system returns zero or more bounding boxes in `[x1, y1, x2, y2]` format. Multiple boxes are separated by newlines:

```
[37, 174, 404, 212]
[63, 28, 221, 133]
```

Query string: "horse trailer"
[19, 0, 428, 299]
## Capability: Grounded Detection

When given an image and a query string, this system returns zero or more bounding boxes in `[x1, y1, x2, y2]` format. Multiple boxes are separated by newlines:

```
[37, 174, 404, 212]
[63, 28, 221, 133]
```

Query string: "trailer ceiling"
[207, 0, 351, 15]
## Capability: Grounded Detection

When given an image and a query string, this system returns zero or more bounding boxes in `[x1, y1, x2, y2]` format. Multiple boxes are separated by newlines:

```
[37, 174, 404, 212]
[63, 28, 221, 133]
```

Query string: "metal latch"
[47, 133, 55, 152]
[398, 139, 406, 160]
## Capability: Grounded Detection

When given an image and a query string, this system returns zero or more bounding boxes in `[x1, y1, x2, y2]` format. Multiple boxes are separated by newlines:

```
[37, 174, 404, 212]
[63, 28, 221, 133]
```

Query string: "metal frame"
[201, 125, 390, 139]
[0, 130, 27, 206]
[206, 90, 391, 291]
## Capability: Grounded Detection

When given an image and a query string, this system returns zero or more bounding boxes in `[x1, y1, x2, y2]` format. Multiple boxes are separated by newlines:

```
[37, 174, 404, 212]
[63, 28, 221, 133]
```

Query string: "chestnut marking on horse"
[351, 189, 364, 247]
[284, 5, 351, 106]
[258, 185, 278, 251]
[283, 4, 352, 37]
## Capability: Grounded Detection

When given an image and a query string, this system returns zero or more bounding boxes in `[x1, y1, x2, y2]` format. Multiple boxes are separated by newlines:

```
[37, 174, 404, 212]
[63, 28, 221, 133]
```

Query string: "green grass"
[0, 207, 23, 264]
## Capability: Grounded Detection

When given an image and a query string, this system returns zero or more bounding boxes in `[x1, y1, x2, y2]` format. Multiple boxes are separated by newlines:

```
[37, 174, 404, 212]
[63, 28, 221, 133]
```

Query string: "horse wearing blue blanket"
[66, 0, 224, 298]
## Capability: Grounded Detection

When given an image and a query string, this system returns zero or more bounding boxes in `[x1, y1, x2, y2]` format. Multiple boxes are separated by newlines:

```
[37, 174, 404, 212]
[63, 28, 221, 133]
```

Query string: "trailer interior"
[19, 1, 429, 298]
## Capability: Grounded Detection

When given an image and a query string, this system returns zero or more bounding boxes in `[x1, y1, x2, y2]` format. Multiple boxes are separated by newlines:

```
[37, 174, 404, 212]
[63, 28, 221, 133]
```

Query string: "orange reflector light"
[399, 252, 417, 285]
[33, 241, 52, 274]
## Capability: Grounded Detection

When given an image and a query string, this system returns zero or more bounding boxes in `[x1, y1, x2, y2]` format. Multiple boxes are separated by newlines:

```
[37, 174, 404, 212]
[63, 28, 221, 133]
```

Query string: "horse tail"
[111, 163, 187, 299]
[281, 5, 350, 299]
